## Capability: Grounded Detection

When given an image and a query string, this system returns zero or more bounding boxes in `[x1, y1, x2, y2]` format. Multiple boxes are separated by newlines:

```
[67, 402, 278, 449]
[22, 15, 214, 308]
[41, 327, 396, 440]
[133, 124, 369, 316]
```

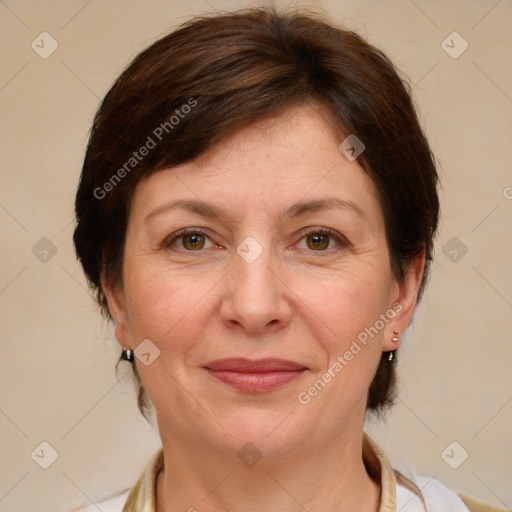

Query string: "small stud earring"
[392, 329, 400, 343]
[121, 348, 134, 363]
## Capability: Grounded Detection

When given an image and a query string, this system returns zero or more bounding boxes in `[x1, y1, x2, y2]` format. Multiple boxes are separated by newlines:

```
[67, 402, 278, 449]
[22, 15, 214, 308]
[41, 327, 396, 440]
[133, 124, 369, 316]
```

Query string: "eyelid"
[294, 226, 348, 251]
[163, 227, 216, 249]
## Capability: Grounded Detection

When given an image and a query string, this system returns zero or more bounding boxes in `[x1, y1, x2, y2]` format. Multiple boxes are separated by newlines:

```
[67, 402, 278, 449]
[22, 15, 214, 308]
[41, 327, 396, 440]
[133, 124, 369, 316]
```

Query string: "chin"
[206, 407, 309, 458]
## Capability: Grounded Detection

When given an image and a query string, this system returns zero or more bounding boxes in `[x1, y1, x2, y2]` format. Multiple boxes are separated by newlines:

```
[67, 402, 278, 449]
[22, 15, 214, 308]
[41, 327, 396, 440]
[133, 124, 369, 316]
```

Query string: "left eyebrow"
[277, 197, 368, 224]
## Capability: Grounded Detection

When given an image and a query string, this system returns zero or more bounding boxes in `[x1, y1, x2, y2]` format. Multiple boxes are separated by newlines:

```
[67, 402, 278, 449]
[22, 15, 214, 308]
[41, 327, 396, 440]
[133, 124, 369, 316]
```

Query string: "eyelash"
[164, 227, 347, 253]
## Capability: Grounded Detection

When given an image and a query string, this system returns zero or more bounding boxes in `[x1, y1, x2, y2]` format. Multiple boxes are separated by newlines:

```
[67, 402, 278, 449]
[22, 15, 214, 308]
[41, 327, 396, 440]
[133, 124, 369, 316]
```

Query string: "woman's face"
[106, 104, 422, 457]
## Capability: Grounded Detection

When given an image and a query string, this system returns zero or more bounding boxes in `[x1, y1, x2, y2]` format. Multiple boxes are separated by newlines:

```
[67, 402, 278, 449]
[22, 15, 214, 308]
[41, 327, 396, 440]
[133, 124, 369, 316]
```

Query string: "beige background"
[0, 0, 511, 510]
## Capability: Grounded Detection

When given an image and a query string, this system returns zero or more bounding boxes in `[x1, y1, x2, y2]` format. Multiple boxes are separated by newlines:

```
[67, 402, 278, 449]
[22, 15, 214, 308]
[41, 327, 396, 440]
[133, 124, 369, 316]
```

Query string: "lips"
[204, 358, 307, 392]
[205, 358, 306, 372]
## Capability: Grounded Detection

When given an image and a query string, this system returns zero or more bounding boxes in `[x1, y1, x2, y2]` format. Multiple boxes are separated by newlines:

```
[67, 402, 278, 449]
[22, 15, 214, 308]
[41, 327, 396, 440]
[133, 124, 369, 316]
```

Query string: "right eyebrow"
[144, 199, 231, 224]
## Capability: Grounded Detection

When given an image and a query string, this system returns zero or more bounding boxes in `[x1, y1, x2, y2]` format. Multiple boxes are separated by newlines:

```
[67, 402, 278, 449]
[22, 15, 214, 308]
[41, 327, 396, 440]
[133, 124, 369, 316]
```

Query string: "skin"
[103, 103, 424, 512]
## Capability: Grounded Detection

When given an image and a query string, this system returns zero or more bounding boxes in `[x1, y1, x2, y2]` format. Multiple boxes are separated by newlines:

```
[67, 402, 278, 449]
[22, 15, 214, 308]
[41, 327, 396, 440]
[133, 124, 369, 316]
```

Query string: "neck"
[156, 421, 381, 512]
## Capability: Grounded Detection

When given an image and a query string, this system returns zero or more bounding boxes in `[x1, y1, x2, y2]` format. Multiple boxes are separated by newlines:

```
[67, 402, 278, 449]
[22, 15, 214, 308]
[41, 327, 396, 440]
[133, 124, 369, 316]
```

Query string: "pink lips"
[204, 358, 307, 392]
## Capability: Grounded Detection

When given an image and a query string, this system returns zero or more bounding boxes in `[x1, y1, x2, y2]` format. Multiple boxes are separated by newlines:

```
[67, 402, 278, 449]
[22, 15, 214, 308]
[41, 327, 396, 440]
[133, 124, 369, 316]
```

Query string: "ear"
[100, 273, 134, 350]
[382, 248, 425, 353]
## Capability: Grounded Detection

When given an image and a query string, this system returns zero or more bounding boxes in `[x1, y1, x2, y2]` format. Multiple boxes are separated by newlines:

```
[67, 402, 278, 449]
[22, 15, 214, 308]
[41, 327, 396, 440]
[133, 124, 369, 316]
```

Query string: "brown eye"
[181, 233, 206, 250]
[296, 228, 347, 253]
[306, 232, 331, 250]
[164, 228, 217, 253]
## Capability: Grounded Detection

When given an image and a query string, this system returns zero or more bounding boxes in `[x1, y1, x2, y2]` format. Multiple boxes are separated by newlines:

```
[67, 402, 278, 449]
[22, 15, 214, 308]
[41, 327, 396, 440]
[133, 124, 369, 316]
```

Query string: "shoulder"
[396, 473, 508, 512]
[457, 492, 510, 512]
[397, 474, 469, 511]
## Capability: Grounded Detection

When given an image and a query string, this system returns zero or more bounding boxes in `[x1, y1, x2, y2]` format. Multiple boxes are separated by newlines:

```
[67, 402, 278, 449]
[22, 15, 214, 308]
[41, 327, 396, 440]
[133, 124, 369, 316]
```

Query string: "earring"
[388, 329, 399, 362]
[121, 348, 134, 363]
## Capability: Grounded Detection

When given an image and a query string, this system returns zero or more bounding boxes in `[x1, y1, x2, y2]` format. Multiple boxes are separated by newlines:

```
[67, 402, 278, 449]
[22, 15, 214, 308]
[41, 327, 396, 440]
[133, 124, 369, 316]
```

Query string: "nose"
[219, 244, 292, 335]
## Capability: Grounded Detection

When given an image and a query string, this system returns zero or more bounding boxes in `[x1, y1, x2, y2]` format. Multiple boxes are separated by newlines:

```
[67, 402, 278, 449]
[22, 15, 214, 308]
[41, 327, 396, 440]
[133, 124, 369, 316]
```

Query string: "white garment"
[396, 476, 470, 511]
[74, 476, 470, 511]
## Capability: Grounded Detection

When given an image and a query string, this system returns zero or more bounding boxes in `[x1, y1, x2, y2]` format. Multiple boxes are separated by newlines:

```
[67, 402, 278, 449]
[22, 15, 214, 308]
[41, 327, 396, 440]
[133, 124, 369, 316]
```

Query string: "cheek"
[299, 267, 392, 345]
[123, 263, 217, 352]
[300, 278, 390, 395]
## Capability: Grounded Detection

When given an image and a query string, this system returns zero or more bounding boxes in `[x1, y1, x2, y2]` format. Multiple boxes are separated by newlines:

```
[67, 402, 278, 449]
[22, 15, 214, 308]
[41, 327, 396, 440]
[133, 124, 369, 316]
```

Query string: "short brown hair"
[73, 5, 439, 419]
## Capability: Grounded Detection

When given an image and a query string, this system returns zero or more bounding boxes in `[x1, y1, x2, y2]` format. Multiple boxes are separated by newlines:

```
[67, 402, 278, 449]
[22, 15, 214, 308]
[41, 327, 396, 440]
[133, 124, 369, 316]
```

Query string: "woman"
[73, 6, 505, 512]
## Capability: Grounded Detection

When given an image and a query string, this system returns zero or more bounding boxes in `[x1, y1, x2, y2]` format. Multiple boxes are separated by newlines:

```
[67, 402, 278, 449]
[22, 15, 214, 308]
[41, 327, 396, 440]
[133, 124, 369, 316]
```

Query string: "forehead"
[130, 104, 383, 226]
[191, 103, 348, 177]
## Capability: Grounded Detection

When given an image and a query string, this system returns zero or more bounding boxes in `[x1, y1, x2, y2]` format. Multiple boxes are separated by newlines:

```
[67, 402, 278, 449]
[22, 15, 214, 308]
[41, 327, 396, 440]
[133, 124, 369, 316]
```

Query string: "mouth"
[203, 358, 308, 393]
